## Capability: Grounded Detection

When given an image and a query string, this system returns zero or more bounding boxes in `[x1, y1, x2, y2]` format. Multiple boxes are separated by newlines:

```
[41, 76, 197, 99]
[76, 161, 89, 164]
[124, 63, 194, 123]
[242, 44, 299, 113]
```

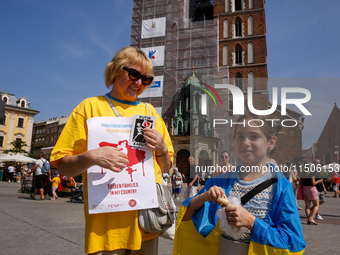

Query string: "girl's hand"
[93, 146, 129, 172]
[143, 128, 167, 155]
[225, 205, 256, 231]
[204, 186, 225, 204]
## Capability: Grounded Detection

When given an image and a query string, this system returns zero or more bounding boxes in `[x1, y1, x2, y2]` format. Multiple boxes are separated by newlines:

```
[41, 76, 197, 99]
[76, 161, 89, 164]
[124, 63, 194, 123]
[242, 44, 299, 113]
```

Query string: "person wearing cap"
[49, 171, 60, 201]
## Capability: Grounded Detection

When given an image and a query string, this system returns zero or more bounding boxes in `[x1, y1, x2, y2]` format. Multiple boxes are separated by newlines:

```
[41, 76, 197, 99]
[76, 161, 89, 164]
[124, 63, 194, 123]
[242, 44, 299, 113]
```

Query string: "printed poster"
[141, 46, 165, 67]
[138, 75, 164, 98]
[87, 117, 158, 214]
[141, 17, 166, 38]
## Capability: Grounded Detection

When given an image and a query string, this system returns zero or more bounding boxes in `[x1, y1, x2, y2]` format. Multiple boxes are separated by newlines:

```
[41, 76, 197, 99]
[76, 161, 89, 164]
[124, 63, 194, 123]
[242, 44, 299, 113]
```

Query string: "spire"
[192, 65, 195, 74]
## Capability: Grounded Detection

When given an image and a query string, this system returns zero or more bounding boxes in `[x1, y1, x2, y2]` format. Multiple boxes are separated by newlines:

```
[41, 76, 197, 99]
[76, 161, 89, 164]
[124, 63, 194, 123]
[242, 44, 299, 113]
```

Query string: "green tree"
[3, 140, 33, 157]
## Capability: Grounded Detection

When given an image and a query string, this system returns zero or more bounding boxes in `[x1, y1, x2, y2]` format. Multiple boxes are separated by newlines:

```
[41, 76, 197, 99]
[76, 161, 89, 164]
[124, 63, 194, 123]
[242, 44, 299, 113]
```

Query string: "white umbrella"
[0, 154, 37, 163]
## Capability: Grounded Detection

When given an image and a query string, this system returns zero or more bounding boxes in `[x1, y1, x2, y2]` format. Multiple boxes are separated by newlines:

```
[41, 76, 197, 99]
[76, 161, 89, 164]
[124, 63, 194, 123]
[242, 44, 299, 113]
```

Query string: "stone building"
[129, 0, 303, 175]
[0, 91, 39, 154]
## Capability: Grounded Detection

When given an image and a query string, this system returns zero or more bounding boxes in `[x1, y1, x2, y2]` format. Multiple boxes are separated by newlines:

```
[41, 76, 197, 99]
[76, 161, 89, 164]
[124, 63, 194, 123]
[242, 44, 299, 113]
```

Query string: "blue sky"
[1, 0, 339, 149]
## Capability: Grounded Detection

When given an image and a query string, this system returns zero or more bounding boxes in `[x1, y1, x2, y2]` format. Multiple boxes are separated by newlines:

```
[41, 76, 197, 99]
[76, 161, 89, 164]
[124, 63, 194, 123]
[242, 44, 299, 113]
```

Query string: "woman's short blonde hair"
[104, 46, 154, 88]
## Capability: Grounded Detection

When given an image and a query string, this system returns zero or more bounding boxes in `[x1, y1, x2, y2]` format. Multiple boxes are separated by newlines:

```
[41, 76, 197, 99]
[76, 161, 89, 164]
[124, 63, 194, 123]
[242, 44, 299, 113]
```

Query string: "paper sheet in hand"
[87, 117, 158, 214]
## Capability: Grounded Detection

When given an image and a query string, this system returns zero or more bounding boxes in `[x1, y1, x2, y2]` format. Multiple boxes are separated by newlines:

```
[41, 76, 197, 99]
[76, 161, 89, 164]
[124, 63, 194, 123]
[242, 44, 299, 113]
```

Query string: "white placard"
[142, 17, 166, 38]
[138, 75, 164, 98]
[141, 46, 165, 67]
[87, 117, 158, 214]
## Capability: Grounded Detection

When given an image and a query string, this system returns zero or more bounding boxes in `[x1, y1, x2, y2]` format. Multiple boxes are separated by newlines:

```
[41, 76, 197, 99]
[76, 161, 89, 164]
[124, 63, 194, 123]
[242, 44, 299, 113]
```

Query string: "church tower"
[215, 0, 269, 110]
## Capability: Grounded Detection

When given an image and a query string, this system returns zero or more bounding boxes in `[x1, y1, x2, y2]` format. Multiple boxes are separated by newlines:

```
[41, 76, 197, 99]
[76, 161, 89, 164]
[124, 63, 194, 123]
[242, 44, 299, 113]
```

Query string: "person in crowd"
[162, 171, 170, 185]
[49, 171, 60, 201]
[15, 162, 22, 183]
[171, 167, 182, 200]
[184, 156, 200, 199]
[30, 152, 50, 200]
[287, 161, 303, 210]
[332, 172, 340, 198]
[313, 159, 327, 220]
[50, 46, 174, 255]
[7, 164, 15, 182]
[173, 111, 305, 255]
[213, 151, 233, 177]
[300, 167, 322, 225]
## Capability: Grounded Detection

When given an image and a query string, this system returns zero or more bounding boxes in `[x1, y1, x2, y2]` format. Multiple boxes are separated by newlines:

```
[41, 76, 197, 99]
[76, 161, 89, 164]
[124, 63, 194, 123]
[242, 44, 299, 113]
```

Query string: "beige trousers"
[88, 237, 158, 255]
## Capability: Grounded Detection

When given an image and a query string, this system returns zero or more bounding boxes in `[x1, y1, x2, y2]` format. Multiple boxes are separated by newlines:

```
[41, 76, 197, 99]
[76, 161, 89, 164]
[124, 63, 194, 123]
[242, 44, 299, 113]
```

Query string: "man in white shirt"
[30, 152, 50, 200]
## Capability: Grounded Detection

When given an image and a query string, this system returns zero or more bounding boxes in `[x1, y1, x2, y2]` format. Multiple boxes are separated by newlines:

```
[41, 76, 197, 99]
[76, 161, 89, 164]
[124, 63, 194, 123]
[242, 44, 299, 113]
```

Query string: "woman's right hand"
[91, 146, 129, 172]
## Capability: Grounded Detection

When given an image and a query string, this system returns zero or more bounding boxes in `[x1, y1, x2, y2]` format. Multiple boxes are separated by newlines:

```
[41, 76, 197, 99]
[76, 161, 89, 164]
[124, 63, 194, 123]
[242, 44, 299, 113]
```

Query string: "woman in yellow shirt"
[50, 47, 173, 255]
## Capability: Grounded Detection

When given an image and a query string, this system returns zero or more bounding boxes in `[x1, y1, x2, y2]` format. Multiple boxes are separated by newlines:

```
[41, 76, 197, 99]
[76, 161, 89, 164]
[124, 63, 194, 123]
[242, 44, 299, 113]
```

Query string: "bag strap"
[103, 94, 122, 117]
[103, 94, 152, 117]
[240, 178, 278, 206]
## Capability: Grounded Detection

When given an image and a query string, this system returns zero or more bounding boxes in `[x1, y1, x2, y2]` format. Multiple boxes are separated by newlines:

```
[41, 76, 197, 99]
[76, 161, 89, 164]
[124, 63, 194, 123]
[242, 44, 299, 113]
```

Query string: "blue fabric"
[185, 164, 306, 253]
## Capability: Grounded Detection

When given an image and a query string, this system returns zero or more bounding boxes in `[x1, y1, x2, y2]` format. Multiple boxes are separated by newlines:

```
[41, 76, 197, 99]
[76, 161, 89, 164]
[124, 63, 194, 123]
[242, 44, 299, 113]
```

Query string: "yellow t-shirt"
[50, 96, 174, 254]
[51, 177, 60, 188]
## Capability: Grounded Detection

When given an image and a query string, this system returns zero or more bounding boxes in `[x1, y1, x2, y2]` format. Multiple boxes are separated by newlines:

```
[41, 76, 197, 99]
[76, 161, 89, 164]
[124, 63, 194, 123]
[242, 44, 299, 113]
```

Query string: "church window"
[236, 72, 243, 90]
[3, 97, 7, 104]
[235, 17, 242, 37]
[223, 45, 228, 66]
[223, 19, 229, 38]
[248, 16, 253, 35]
[21, 100, 25, 108]
[235, 0, 242, 11]
[248, 72, 254, 88]
[249, 0, 253, 9]
[248, 42, 254, 63]
[225, 0, 230, 12]
[236, 44, 242, 64]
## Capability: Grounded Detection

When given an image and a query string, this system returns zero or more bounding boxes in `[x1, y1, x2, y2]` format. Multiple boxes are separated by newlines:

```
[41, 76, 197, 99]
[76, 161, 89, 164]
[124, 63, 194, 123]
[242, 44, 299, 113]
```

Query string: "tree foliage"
[3, 140, 33, 157]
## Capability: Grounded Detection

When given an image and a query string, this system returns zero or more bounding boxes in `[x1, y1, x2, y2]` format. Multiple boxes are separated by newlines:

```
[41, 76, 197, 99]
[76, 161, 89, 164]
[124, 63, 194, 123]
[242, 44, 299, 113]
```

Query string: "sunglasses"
[221, 156, 229, 159]
[123, 67, 154, 86]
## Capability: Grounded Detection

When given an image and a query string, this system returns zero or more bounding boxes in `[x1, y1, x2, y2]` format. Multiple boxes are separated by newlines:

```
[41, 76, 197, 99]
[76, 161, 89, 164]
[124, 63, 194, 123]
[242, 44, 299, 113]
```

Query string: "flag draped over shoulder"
[173, 166, 306, 255]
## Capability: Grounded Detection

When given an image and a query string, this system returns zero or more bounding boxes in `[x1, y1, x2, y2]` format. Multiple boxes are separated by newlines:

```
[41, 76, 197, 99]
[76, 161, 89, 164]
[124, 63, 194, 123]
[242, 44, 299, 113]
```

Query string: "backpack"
[39, 159, 50, 173]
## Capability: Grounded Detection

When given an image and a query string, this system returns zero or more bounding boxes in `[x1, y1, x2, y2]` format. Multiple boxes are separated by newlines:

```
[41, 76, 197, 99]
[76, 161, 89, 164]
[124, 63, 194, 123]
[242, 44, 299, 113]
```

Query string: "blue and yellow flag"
[173, 166, 306, 255]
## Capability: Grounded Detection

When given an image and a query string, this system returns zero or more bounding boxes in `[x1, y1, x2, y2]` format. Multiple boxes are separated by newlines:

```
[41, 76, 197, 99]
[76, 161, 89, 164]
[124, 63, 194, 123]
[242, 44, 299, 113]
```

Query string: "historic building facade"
[0, 91, 39, 155]
[129, 0, 304, 174]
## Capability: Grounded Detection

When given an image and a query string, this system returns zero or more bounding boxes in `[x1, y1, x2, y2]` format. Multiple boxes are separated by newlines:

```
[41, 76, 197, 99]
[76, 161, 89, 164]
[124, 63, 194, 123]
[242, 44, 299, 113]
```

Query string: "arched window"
[223, 45, 228, 66]
[235, 17, 242, 37]
[236, 72, 243, 90]
[225, 0, 230, 12]
[249, 0, 253, 9]
[236, 44, 242, 65]
[248, 16, 253, 35]
[3, 97, 7, 104]
[248, 42, 254, 64]
[223, 19, 229, 38]
[248, 72, 255, 88]
[235, 0, 242, 11]
[21, 101, 25, 108]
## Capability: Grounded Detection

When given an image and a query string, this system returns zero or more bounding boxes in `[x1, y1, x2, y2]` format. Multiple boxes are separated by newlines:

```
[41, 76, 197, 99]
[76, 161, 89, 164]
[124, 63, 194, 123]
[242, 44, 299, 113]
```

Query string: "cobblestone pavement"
[0, 182, 339, 254]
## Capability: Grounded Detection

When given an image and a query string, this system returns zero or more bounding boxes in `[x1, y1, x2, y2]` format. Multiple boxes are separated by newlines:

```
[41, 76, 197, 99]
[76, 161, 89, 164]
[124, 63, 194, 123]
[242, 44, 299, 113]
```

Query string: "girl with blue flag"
[173, 112, 306, 255]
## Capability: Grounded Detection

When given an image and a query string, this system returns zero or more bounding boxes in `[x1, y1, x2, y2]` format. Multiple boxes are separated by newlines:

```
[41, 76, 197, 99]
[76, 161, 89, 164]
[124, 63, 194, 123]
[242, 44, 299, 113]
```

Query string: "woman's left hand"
[143, 127, 167, 155]
[225, 205, 256, 231]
